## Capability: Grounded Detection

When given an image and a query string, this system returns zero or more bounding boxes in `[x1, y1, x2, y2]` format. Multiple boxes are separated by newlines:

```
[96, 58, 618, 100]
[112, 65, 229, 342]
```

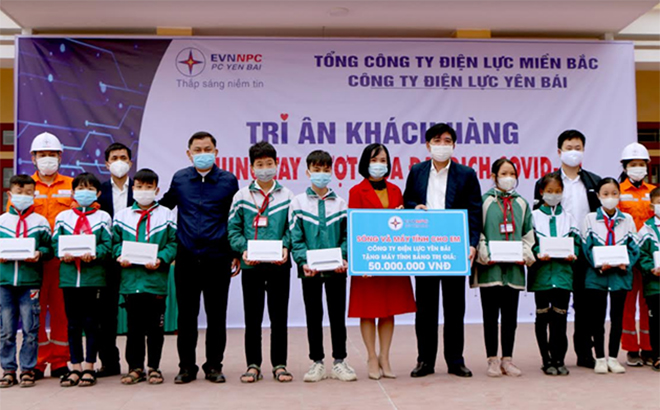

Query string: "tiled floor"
[1, 323, 658, 410]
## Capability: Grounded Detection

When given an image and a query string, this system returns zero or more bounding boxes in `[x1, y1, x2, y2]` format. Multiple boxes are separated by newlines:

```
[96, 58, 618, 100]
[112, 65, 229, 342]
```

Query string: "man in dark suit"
[96, 142, 134, 377]
[403, 123, 483, 378]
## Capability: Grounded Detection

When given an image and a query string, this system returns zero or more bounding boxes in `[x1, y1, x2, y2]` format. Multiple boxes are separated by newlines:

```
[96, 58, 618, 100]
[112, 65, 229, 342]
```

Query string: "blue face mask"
[254, 167, 277, 183]
[11, 194, 34, 212]
[310, 172, 332, 189]
[368, 163, 388, 179]
[192, 153, 216, 170]
[74, 190, 97, 207]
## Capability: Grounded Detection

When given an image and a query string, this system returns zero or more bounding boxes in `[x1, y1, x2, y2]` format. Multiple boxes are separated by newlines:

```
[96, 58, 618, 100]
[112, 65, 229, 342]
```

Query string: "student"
[581, 177, 639, 374]
[113, 169, 177, 385]
[529, 173, 580, 376]
[635, 186, 660, 371]
[472, 158, 535, 378]
[53, 173, 112, 387]
[617, 143, 656, 366]
[228, 142, 294, 383]
[289, 150, 356, 382]
[0, 175, 52, 388]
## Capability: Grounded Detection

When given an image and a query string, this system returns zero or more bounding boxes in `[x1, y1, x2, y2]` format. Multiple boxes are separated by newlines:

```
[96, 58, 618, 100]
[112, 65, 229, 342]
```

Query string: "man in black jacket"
[532, 129, 602, 369]
[403, 123, 483, 378]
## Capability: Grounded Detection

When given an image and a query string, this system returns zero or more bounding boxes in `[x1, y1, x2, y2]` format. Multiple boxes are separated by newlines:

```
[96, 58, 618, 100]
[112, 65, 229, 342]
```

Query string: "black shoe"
[640, 350, 655, 366]
[50, 366, 70, 378]
[205, 368, 226, 383]
[576, 356, 596, 369]
[542, 365, 558, 376]
[447, 364, 473, 378]
[410, 362, 435, 378]
[96, 365, 121, 378]
[174, 369, 197, 384]
[33, 369, 44, 381]
[556, 365, 570, 376]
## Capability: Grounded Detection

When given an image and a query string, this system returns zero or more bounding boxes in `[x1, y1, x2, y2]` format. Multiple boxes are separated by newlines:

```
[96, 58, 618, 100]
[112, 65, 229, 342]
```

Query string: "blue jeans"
[0, 286, 40, 372]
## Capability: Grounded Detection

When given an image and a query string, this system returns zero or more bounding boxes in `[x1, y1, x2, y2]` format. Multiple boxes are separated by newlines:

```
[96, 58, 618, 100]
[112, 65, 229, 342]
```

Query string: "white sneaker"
[486, 358, 502, 377]
[331, 360, 357, 382]
[594, 358, 608, 374]
[303, 362, 326, 382]
[500, 358, 522, 377]
[607, 357, 626, 374]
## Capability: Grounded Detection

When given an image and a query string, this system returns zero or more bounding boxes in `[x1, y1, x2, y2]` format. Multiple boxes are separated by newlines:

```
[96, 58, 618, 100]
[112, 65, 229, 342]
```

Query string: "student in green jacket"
[53, 173, 112, 387]
[529, 173, 580, 376]
[113, 169, 177, 385]
[472, 158, 535, 378]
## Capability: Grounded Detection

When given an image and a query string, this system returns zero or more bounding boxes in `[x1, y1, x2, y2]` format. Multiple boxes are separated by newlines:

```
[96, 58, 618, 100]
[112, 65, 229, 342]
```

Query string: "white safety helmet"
[30, 132, 63, 153]
[620, 142, 650, 162]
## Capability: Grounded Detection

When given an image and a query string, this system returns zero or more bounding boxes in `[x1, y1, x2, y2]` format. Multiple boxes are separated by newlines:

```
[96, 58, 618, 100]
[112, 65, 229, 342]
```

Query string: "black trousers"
[572, 289, 595, 361]
[301, 273, 347, 362]
[480, 286, 520, 358]
[414, 276, 467, 367]
[534, 289, 571, 366]
[124, 293, 166, 370]
[97, 262, 121, 370]
[175, 248, 233, 374]
[585, 289, 627, 359]
[646, 294, 659, 360]
[242, 263, 290, 368]
[62, 288, 101, 364]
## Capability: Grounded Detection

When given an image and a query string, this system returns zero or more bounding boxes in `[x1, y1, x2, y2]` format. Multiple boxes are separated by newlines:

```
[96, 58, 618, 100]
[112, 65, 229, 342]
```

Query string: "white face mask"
[543, 193, 562, 207]
[133, 190, 157, 206]
[430, 144, 453, 162]
[600, 197, 619, 211]
[560, 150, 583, 168]
[497, 177, 516, 192]
[109, 160, 130, 178]
[626, 166, 647, 182]
[36, 156, 59, 176]
[654, 204, 660, 219]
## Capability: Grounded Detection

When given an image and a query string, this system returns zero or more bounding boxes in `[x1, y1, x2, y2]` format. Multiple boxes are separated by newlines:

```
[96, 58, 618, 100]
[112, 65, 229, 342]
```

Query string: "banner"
[16, 37, 637, 327]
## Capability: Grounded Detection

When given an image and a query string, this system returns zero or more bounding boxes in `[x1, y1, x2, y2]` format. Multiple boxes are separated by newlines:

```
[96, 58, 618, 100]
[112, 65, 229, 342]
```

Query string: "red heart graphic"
[280, 113, 289, 121]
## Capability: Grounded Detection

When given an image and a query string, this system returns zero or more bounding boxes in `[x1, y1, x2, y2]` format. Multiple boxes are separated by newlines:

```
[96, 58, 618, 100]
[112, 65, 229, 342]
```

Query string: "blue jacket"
[160, 165, 239, 258]
[403, 159, 483, 248]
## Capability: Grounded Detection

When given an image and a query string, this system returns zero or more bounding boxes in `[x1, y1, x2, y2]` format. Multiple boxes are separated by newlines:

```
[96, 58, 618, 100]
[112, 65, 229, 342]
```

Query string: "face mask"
[430, 145, 453, 162]
[36, 156, 59, 176]
[626, 166, 647, 182]
[254, 167, 277, 183]
[369, 163, 388, 179]
[134, 190, 157, 206]
[109, 160, 130, 178]
[11, 194, 34, 212]
[560, 150, 583, 168]
[192, 153, 216, 170]
[497, 177, 516, 192]
[74, 190, 97, 207]
[655, 204, 660, 218]
[543, 193, 562, 207]
[310, 172, 332, 189]
[600, 197, 619, 210]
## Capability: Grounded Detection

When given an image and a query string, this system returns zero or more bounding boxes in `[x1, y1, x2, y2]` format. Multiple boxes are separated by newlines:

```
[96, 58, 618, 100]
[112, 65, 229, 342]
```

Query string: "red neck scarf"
[73, 208, 97, 235]
[604, 213, 616, 246]
[15, 207, 34, 238]
[137, 208, 153, 241]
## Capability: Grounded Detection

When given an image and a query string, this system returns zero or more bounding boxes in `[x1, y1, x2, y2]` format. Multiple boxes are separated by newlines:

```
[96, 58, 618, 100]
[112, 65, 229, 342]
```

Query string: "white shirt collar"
[560, 167, 580, 182]
[430, 160, 451, 174]
[111, 178, 129, 191]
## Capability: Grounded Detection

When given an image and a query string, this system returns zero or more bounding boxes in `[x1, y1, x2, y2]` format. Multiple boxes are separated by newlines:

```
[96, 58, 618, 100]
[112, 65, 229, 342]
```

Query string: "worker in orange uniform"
[618, 142, 656, 367]
[10, 132, 73, 379]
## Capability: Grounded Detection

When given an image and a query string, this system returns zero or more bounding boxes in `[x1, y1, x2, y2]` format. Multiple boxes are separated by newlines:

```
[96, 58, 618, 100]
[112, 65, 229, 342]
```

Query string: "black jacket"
[532, 168, 602, 212]
[98, 179, 134, 218]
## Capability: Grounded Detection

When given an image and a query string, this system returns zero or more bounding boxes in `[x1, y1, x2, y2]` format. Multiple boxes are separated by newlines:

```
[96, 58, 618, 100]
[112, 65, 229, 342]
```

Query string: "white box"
[58, 234, 96, 258]
[489, 240, 523, 263]
[592, 245, 630, 268]
[307, 248, 343, 271]
[0, 237, 36, 260]
[247, 240, 283, 262]
[539, 237, 575, 259]
[120, 241, 159, 266]
[653, 251, 660, 269]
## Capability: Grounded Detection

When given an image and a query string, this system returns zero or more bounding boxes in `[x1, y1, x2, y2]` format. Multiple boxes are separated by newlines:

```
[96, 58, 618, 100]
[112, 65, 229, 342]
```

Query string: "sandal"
[121, 368, 146, 385]
[60, 370, 82, 387]
[19, 371, 36, 388]
[240, 365, 262, 383]
[0, 372, 17, 388]
[79, 370, 97, 387]
[273, 365, 293, 383]
[148, 369, 164, 385]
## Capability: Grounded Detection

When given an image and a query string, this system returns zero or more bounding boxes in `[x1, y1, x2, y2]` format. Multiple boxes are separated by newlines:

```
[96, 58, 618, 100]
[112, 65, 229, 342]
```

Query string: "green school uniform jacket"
[113, 202, 177, 295]
[228, 180, 294, 270]
[637, 216, 660, 297]
[581, 208, 639, 292]
[0, 207, 53, 287]
[289, 187, 348, 278]
[528, 205, 581, 292]
[472, 188, 536, 290]
[53, 207, 113, 288]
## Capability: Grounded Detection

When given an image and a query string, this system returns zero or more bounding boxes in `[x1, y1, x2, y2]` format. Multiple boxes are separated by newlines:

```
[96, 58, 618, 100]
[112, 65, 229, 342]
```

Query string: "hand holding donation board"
[348, 209, 470, 276]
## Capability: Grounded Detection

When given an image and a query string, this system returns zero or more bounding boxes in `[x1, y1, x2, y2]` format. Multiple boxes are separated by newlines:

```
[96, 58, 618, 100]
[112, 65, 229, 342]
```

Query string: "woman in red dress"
[348, 143, 416, 380]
